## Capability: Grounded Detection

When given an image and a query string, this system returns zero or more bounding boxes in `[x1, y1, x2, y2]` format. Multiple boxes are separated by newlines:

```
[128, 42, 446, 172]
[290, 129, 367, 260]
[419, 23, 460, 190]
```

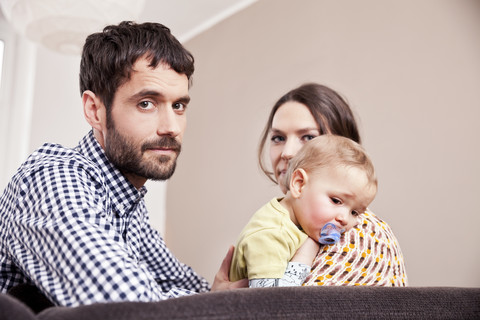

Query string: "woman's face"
[269, 101, 321, 194]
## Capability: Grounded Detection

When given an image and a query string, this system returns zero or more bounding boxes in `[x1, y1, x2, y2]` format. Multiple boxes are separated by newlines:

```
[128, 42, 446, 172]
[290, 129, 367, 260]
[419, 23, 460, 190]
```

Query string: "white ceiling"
[139, 0, 257, 43]
[0, 0, 257, 50]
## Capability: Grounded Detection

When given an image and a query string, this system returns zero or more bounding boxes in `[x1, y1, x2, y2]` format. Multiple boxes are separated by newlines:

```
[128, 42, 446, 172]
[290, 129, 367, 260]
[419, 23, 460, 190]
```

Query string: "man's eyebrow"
[128, 90, 190, 104]
[177, 95, 191, 104]
[131, 89, 162, 99]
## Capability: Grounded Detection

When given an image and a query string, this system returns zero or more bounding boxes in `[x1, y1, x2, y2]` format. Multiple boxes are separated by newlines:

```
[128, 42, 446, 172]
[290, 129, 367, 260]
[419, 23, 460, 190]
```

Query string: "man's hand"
[290, 237, 320, 266]
[211, 246, 248, 291]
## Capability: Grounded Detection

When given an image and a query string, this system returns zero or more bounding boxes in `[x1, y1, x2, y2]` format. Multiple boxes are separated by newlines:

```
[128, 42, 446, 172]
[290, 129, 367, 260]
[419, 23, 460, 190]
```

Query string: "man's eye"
[173, 102, 186, 111]
[138, 101, 154, 110]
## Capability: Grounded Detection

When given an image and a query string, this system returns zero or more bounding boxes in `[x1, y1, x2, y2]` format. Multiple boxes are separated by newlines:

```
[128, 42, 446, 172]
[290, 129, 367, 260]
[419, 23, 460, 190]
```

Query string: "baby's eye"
[331, 197, 342, 205]
[351, 210, 360, 217]
[138, 101, 154, 110]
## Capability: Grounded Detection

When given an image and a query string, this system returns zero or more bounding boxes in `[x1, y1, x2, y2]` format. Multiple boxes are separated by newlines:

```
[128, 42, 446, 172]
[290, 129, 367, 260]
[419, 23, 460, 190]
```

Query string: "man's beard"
[104, 125, 181, 181]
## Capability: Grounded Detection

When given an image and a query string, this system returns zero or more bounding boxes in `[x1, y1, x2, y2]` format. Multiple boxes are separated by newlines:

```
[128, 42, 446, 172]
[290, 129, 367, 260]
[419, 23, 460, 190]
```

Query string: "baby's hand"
[290, 237, 320, 266]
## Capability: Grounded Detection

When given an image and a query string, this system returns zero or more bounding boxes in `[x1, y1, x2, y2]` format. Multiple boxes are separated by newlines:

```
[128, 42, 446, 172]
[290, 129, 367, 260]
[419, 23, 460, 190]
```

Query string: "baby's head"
[284, 135, 377, 241]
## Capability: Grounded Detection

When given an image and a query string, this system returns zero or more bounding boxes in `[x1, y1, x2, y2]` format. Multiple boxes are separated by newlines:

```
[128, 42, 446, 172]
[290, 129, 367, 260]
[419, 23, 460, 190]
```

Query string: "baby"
[230, 135, 378, 287]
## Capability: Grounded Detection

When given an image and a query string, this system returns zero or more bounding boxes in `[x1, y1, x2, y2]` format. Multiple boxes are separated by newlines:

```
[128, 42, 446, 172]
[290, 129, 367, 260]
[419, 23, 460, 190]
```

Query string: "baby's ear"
[290, 168, 309, 199]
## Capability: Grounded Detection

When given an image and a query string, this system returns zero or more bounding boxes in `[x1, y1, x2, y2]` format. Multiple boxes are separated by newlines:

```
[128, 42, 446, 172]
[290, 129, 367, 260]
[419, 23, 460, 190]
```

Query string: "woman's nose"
[281, 139, 300, 160]
[281, 151, 293, 161]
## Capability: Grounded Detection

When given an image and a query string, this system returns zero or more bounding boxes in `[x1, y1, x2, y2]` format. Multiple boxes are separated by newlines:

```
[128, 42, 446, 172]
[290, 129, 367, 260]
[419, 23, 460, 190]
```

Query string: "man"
[0, 21, 246, 307]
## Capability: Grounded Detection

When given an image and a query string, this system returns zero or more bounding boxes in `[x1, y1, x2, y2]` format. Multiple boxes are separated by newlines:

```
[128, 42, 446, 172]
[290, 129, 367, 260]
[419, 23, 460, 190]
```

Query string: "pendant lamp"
[0, 0, 145, 55]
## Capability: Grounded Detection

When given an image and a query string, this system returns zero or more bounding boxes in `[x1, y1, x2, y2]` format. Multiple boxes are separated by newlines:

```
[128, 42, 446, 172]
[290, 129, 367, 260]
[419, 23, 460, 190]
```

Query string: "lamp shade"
[0, 0, 146, 54]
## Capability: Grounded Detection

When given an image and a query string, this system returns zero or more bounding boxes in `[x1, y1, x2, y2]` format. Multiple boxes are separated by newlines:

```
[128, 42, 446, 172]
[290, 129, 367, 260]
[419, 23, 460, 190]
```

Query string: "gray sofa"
[1, 286, 479, 319]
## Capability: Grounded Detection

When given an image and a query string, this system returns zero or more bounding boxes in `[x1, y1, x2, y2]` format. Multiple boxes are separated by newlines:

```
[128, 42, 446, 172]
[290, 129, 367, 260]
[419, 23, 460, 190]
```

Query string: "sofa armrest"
[37, 286, 480, 320]
[0, 293, 37, 320]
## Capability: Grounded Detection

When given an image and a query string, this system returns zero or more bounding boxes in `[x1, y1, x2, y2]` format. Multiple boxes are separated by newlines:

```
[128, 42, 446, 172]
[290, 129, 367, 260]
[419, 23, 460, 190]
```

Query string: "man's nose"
[157, 107, 181, 137]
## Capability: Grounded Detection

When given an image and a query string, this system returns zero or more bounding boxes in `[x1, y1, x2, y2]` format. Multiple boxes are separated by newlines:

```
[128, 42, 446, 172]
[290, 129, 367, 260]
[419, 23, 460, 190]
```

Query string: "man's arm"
[139, 219, 211, 294]
[6, 164, 194, 306]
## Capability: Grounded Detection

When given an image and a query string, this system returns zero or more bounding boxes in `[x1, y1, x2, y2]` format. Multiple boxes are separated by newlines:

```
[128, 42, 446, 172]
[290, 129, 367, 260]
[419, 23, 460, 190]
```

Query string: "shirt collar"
[76, 130, 147, 217]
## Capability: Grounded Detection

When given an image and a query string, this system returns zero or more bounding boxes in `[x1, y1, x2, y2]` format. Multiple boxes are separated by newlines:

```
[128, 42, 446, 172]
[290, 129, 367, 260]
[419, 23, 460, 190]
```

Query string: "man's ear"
[82, 90, 106, 132]
[290, 168, 309, 199]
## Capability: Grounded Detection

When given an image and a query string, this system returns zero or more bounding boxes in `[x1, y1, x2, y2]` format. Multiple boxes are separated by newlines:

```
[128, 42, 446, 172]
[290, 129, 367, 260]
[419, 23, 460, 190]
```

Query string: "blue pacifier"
[318, 223, 343, 245]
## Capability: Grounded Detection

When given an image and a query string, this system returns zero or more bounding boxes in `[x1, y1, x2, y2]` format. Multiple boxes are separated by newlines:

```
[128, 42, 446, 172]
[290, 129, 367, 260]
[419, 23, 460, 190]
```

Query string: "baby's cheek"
[309, 211, 330, 229]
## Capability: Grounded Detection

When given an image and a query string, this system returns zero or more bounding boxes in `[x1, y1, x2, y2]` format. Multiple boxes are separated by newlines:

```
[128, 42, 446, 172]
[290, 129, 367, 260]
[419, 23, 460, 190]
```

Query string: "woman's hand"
[290, 237, 320, 266]
[211, 245, 248, 291]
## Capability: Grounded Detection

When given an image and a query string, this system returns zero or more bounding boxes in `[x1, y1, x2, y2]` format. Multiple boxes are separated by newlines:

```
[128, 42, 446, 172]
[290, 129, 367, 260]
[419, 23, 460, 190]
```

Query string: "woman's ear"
[290, 168, 309, 199]
[83, 90, 106, 132]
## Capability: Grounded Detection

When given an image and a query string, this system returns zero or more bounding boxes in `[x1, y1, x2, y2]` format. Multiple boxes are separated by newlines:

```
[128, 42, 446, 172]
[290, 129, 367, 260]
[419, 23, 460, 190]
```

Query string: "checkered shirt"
[0, 131, 210, 306]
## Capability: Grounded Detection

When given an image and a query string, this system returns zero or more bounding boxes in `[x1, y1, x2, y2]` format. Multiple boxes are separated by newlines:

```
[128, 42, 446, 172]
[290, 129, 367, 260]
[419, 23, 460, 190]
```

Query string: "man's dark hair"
[79, 21, 194, 113]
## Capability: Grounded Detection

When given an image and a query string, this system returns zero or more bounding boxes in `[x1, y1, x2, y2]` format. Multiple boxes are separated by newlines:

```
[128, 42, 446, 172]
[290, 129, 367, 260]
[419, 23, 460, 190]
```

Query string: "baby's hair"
[284, 135, 377, 191]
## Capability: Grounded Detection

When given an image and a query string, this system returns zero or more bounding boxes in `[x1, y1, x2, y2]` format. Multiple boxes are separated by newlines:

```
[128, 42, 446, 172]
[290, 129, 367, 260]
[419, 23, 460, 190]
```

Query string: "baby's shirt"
[230, 198, 308, 281]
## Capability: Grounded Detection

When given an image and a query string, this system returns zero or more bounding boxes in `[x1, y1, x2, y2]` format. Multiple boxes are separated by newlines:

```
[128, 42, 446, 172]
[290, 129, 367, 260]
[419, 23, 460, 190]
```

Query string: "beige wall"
[19, 0, 480, 288]
[166, 0, 480, 287]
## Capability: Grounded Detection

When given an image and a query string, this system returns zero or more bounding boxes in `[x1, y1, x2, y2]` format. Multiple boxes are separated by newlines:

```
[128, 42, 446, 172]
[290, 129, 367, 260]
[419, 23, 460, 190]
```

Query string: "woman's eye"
[271, 135, 285, 143]
[138, 101, 154, 110]
[302, 134, 317, 142]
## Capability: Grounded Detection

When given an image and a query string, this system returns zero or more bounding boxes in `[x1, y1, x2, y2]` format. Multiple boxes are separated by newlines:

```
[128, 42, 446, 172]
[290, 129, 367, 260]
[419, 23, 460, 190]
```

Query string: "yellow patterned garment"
[303, 211, 407, 286]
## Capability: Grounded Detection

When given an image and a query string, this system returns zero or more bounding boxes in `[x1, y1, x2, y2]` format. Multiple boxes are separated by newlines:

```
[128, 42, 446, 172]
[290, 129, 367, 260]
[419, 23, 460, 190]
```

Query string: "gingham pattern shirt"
[0, 131, 210, 306]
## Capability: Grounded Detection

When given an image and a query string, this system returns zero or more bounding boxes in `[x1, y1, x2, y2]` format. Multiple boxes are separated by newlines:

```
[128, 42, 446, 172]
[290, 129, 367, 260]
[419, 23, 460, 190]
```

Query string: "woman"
[258, 83, 407, 286]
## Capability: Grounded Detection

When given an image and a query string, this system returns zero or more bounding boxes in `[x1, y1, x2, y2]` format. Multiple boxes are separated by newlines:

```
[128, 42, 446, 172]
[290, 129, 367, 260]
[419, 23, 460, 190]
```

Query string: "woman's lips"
[277, 169, 289, 185]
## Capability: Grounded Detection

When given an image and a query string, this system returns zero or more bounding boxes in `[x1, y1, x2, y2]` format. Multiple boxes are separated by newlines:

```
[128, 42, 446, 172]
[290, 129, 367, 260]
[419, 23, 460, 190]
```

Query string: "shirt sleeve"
[6, 162, 203, 306]
[139, 219, 210, 293]
[381, 219, 408, 286]
[242, 228, 297, 280]
[249, 262, 311, 287]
